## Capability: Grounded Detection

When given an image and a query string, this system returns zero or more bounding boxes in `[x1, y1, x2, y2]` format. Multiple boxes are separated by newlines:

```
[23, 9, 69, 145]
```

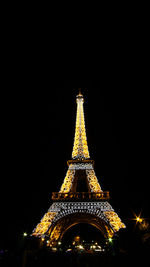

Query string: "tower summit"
[78, 88, 82, 95]
[72, 89, 90, 160]
[32, 91, 125, 246]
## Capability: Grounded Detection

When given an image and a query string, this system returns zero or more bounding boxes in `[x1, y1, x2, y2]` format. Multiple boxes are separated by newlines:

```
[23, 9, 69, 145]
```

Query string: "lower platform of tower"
[32, 201, 125, 246]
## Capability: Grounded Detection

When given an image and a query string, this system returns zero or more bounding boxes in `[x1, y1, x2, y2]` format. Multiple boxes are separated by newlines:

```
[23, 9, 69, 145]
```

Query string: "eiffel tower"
[32, 89, 125, 246]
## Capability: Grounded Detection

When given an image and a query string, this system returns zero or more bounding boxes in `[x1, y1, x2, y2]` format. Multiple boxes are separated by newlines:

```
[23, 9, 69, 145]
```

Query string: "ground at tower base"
[0, 225, 149, 267]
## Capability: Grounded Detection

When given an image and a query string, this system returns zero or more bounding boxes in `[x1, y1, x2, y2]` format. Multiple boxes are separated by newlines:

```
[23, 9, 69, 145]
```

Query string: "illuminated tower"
[32, 90, 125, 246]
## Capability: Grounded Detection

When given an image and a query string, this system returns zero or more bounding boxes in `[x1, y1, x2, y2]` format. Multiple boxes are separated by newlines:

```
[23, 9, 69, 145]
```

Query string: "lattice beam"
[72, 93, 90, 159]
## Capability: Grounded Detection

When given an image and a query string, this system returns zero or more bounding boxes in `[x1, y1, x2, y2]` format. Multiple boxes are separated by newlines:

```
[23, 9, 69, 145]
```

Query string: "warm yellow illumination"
[49, 224, 62, 244]
[86, 169, 102, 192]
[59, 166, 75, 193]
[74, 236, 80, 242]
[136, 217, 143, 223]
[32, 92, 126, 243]
[32, 212, 57, 236]
[104, 211, 126, 232]
[59, 163, 102, 194]
[72, 95, 90, 159]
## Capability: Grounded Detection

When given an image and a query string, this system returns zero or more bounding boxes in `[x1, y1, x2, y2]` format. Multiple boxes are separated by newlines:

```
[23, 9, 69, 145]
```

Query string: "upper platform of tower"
[72, 89, 90, 160]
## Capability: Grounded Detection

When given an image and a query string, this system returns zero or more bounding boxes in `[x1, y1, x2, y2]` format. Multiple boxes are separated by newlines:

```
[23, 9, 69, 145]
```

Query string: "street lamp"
[23, 232, 28, 237]
[136, 217, 143, 223]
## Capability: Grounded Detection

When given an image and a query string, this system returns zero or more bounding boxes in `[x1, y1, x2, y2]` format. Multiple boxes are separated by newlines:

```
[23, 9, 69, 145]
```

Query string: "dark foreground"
[0, 248, 149, 267]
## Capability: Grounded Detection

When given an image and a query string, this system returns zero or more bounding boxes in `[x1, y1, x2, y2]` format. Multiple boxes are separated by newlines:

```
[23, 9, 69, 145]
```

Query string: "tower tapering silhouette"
[32, 90, 125, 246]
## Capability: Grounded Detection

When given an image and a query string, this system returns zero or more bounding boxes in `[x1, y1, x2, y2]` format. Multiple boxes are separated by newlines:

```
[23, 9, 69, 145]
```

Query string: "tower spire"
[72, 90, 90, 160]
[79, 88, 82, 96]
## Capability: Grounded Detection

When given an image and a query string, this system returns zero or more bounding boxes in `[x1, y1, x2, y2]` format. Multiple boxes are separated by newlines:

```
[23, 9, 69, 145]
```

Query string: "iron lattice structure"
[32, 90, 125, 246]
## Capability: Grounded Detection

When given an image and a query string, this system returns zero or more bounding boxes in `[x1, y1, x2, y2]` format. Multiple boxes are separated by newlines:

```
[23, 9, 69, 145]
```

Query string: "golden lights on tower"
[32, 90, 126, 243]
[60, 166, 75, 193]
[86, 169, 102, 192]
[32, 212, 58, 237]
[104, 211, 126, 232]
[72, 92, 90, 160]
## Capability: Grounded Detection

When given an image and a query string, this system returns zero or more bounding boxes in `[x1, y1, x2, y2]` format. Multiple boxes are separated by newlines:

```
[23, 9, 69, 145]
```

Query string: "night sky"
[1, 79, 149, 250]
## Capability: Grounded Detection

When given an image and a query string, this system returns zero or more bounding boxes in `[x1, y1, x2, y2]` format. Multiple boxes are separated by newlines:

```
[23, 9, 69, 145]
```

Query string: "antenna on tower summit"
[79, 88, 82, 95]
[78, 88, 87, 95]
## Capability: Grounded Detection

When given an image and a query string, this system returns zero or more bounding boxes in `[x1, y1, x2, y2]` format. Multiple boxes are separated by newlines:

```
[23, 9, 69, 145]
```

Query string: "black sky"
[1, 79, 149, 249]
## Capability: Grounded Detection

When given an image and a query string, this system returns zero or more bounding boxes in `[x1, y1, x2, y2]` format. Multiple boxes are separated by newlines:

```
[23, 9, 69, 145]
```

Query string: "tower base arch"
[47, 212, 114, 246]
[32, 201, 125, 246]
